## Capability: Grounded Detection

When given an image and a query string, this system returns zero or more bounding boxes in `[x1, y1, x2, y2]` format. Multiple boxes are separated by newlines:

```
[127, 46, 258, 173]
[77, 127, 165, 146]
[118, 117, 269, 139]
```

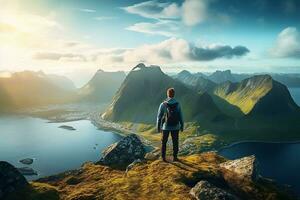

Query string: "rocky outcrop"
[0, 161, 28, 199]
[98, 134, 146, 168]
[125, 159, 143, 173]
[190, 180, 239, 200]
[220, 155, 259, 181]
[144, 152, 160, 161]
[17, 167, 38, 176]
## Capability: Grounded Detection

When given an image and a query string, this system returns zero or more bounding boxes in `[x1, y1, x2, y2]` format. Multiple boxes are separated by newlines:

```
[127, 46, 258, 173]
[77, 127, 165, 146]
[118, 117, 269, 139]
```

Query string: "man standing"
[157, 88, 184, 162]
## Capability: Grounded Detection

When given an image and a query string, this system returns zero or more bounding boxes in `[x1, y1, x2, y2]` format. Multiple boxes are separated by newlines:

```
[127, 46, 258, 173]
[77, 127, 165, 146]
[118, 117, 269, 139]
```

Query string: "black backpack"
[164, 102, 179, 126]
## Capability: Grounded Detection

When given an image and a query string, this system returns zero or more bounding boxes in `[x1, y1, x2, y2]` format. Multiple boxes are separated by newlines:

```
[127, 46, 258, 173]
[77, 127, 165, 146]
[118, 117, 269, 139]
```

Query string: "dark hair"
[167, 88, 175, 98]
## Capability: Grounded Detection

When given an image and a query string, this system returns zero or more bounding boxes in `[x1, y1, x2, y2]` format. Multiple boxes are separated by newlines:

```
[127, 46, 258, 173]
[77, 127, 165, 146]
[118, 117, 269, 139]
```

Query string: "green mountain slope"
[77, 69, 126, 103]
[213, 75, 299, 115]
[102, 64, 225, 124]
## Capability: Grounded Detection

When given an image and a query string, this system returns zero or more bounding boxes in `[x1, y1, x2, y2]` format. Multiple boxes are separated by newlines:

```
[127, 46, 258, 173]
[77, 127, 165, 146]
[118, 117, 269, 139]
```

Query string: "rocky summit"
[22, 152, 291, 200]
[0, 161, 28, 199]
[97, 134, 146, 168]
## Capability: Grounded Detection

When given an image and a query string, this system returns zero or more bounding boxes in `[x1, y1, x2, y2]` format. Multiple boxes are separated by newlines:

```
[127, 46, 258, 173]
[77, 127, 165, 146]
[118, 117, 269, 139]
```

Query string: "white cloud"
[31, 38, 249, 65]
[122, 0, 180, 19]
[32, 52, 87, 62]
[123, 0, 229, 36]
[126, 20, 180, 37]
[270, 27, 300, 58]
[121, 38, 249, 63]
[77, 9, 96, 13]
[182, 0, 208, 26]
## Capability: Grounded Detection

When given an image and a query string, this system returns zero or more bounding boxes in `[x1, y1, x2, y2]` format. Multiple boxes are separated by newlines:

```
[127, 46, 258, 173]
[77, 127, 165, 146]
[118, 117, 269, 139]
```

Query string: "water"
[0, 115, 122, 180]
[219, 142, 300, 195]
[288, 87, 300, 106]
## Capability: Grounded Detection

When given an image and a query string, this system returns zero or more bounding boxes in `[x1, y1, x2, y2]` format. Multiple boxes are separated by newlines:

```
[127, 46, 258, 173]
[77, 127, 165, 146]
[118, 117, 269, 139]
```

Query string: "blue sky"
[1, 0, 300, 85]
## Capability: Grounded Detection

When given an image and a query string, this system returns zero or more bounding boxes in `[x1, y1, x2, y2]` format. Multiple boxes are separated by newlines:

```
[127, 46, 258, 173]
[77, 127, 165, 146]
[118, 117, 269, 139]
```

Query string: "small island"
[19, 158, 33, 165]
[58, 125, 76, 131]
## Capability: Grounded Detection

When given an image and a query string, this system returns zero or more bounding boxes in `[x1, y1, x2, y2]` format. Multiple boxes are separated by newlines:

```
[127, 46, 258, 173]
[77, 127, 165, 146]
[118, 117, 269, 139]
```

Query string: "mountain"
[208, 70, 236, 83]
[213, 75, 300, 116]
[175, 70, 216, 92]
[0, 71, 74, 111]
[46, 74, 76, 91]
[102, 64, 225, 124]
[77, 69, 126, 103]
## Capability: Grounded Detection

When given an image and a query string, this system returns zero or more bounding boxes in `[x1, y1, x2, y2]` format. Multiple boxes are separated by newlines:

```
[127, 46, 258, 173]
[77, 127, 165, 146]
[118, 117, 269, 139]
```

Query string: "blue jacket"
[156, 98, 184, 131]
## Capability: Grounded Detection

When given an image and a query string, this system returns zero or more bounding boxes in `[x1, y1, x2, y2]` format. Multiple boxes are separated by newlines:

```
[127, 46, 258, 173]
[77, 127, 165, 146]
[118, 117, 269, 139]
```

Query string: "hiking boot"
[173, 157, 179, 162]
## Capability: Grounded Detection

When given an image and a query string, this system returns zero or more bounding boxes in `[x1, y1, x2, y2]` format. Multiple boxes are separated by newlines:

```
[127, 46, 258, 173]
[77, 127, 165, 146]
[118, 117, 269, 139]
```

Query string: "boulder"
[220, 155, 259, 181]
[126, 159, 142, 173]
[190, 180, 239, 200]
[144, 151, 160, 161]
[98, 134, 146, 168]
[0, 161, 28, 199]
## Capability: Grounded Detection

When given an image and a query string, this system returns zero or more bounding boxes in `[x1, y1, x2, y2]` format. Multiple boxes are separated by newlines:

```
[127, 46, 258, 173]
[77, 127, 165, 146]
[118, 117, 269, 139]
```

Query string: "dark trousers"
[161, 130, 179, 158]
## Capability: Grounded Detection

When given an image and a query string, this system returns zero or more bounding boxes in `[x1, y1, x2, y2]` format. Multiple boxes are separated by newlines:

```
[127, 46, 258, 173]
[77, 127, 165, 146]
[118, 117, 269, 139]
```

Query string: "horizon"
[1, 0, 300, 86]
[2, 64, 300, 88]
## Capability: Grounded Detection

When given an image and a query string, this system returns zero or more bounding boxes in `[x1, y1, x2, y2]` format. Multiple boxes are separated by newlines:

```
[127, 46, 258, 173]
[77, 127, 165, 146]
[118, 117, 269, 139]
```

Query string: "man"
[157, 88, 184, 162]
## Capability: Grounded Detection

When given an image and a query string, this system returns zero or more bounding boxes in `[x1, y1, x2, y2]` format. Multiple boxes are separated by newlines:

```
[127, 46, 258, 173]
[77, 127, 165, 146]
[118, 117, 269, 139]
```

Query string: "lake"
[288, 87, 300, 106]
[0, 115, 122, 180]
[219, 142, 300, 195]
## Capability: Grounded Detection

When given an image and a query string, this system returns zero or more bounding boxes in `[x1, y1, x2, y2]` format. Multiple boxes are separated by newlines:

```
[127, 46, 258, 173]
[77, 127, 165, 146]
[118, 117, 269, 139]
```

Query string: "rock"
[220, 155, 259, 181]
[144, 152, 160, 161]
[126, 159, 142, 173]
[98, 134, 146, 168]
[65, 176, 81, 185]
[17, 167, 38, 176]
[190, 180, 239, 200]
[0, 161, 28, 199]
[59, 125, 76, 131]
[19, 158, 34, 165]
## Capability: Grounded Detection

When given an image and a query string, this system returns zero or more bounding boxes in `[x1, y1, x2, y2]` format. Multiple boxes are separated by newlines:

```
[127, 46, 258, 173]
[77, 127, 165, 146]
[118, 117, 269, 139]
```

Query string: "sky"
[1, 0, 300, 86]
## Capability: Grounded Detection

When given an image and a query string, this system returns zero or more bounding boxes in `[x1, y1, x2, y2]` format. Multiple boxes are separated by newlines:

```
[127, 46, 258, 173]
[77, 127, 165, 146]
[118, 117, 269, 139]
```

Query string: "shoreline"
[218, 140, 300, 151]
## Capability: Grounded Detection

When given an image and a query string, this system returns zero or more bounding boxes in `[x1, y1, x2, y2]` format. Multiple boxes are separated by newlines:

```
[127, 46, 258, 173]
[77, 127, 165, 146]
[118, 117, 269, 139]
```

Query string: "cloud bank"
[32, 38, 249, 65]
[122, 0, 229, 36]
[271, 27, 300, 59]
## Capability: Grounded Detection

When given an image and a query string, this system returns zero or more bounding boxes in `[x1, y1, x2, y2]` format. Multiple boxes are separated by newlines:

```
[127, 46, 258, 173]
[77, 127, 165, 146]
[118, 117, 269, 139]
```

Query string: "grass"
[28, 152, 293, 200]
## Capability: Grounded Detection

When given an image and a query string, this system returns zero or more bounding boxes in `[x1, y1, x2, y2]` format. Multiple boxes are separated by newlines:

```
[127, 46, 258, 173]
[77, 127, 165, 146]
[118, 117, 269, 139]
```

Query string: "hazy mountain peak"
[132, 63, 146, 71]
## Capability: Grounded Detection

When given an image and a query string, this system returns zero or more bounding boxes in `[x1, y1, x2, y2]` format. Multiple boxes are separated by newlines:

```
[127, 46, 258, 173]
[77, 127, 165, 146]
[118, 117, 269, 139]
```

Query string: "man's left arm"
[178, 104, 184, 132]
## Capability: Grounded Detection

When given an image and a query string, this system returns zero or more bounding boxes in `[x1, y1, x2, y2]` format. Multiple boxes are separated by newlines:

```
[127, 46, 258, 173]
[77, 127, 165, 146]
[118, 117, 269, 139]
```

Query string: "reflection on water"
[0, 115, 122, 180]
[219, 142, 300, 195]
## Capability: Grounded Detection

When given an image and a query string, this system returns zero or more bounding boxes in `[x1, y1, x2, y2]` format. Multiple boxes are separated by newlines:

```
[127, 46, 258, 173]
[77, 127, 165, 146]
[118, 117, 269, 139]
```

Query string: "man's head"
[167, 88, 175, 98]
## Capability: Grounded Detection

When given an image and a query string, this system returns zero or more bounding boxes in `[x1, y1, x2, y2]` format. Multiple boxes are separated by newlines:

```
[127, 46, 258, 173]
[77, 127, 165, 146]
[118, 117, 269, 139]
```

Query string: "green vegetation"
[25, 152, 292, 200]
[102, 65, 225, 126]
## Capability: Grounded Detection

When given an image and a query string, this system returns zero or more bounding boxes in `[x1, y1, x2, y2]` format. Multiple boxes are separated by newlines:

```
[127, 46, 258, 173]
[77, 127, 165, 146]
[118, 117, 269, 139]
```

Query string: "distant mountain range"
[186, 69, 300, 88]
[0, 71, 75, 111]
[77, 69, 126, 103]
[102, 63, 225, 125]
